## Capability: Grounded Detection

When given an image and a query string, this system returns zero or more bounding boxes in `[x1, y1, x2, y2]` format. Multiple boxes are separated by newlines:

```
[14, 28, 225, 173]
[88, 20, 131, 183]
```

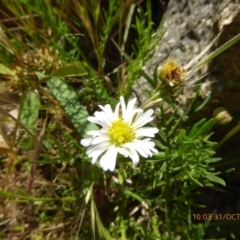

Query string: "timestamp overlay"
[193, 214, 240, 221]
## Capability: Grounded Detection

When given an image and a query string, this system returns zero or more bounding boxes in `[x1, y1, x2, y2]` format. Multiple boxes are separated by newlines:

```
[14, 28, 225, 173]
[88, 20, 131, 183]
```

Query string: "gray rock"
[135, 0, 240, 112]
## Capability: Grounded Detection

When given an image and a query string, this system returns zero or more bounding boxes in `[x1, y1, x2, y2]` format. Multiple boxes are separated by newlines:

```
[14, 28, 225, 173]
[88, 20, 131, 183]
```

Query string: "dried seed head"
[158, 59, 186, 87]
[19, 45, 62, 74]
[6, 45, 63, 89]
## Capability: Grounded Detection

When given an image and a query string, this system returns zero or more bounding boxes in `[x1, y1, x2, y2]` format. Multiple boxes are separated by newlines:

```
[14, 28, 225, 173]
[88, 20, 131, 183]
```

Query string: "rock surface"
[136, 0, 240, 109]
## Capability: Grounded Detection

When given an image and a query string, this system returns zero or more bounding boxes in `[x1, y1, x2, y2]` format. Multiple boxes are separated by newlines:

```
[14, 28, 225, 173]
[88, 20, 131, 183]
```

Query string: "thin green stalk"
[118, 162, 127, 239]
[120, 218, 127, 240]
[215, 123, 240, 150]
[151, 213, 161, 239]
[118, 162, 125, 185]
[161, 106, 173, 240]
[165, 147, 172, 240]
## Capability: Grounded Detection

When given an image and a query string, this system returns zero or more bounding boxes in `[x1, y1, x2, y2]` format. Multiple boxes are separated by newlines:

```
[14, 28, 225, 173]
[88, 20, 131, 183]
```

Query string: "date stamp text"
[193, 214, 240, 221]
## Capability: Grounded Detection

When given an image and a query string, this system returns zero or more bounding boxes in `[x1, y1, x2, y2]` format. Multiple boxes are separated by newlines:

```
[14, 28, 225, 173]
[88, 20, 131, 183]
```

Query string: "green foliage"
[0, 63, 15, 75]
[51, 63, 87, 78]
[46, 78, 98, 138]
[0, 0, 239, 239]
[19, 90, 40, 135]
[175, 119, 224, 187]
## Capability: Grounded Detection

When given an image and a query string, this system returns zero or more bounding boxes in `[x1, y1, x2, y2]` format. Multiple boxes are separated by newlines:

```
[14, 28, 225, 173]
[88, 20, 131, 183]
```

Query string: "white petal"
[120, 96, 127, 117]
[138, 139, 158, 156]
[126, 98, 137, 115]
[121, 97, 137, 121]
[113, 102, 120, 119]
[124, 142, 148, 158]
[118, 147, 130, 157]
[86, 141, 110, 156]
[125, 139, 158, 158]
[137, 141, 153, 156]
[108, 147, 119, 171]
[132, 109, 154, 129]
[135, 127, 159, 137]
[128, 148, 139, 166]
[86, 130, 102, 136]
[99, 104, 115, 122]
[81, 138, 93, 147]
[90, 148, 107, 164]
[151, 147, 158, 154]
[91, 136, 109, 145]
[94, 111, 112, 128]
[88, 116, 100, 124]
[88, 115, 108, 129]
[124, 108, 142, 125]
[99, 146, 118, 171]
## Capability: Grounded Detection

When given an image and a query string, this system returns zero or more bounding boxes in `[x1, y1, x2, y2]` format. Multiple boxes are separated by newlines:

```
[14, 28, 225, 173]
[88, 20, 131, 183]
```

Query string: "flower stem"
[118, 162, 127, 239]
[118, 162, 125, 185]
[215, 123, 240, 150]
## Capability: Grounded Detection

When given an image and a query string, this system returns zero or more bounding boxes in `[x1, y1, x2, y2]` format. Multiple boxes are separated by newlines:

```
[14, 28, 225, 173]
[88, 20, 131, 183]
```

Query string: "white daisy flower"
[80, 96, 159, 171]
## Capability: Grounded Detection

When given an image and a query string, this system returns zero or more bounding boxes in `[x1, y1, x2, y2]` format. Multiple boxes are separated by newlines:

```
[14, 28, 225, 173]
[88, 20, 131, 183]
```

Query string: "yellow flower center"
[108, 119, 135, 146]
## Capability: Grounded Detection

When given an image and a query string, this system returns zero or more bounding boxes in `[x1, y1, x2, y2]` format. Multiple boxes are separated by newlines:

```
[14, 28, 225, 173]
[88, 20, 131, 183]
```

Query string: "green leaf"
[203, 132, 214, 141]
[0, 189, 16, 197]
[178, 144, 192, 159]
[205, 158, 222, 163]
[92, 197, 112, 240]
[0, 63, 14, 75]
[157, 129, 167, 144]
[19, 90, 40, 134]
[91, 196, 96, 240]
[195, 93, 212, 112]
[46, 78, 98, 137]
[186, 171, 203, 187]
[205, 172, 225, 186]
[188, 118, 206, 138]
[196, 32, 240, 71]
[125, 189, 148, 203]
[139, 68, 156, 88]
[192, 119, 215, 139]
[16, 188, 31, 197]
[160, 161, 166, 172]
[122, 4, 135, 49]
[112, 39, 132, 61]
[35, 71, 46, 80]
[51, 63, 87, 78]
[168, 115, 183, 137]
[176, 129, 187, 144]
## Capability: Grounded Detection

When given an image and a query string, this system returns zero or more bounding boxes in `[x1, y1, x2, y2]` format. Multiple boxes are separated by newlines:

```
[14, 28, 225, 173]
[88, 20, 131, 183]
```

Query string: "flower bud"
[213, 107, 232, 125]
